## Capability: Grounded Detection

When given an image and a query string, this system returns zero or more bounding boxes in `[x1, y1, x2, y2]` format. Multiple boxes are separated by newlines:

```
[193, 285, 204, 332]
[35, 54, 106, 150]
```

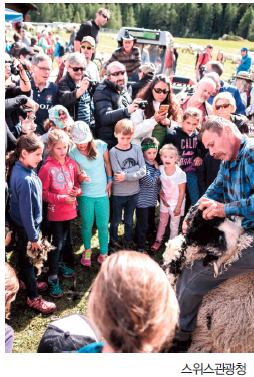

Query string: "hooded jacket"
[38, 156, 81, 221]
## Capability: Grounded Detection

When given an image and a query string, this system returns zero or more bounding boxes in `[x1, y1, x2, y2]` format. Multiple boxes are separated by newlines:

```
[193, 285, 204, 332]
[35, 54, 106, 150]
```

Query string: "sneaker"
[97, 253, 108, 264]
[123, 240, 133, 250]
[48, 279, 63, 298]
[27, 295, 56, 314]
[62, 245, 78, 267]
[81, 249, 92, 267]
[138, 249, 148, 255]
[109, 242, 122, 255]
[19, 280, 48, 292]
[151, 240, 162, 252]
[58, 264, 74, 278]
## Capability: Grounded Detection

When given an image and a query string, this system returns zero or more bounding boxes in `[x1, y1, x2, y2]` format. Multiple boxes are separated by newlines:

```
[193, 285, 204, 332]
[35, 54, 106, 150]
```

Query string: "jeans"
[176, 229, 254, 341]
[135, 207, 156, 249]
[10, 219, 40, 300]
[41, 201, 52, 242]
[186, 172, 200, 206]
[49, 220, 71, 275]
[110, 194, 138, 243]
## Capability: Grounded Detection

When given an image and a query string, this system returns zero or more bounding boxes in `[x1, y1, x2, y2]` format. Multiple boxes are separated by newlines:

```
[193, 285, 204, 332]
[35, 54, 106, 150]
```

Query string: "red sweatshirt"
[38, 156, 81, 221]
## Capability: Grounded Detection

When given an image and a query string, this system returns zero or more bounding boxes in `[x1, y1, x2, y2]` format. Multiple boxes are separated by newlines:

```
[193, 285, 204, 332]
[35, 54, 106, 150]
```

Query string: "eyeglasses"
[101, 13, 109, 20]
[215, 103, 231, 110]
[36, 66, 52, 72]
[69, 66, 86, 72]
[109, 70, 126, 77]
[153, 88, 170, 94]
[204, 69, 213, 73]
[81, 45, 93, 50]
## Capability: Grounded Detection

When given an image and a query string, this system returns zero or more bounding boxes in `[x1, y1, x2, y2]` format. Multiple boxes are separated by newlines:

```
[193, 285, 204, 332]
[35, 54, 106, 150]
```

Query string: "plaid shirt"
[190, 135, 254, 230]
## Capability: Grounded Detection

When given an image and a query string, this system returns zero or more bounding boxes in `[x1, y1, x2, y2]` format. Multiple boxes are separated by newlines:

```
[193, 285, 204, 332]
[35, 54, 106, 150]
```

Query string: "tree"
[213, 3, 223, 37]
[237, 6, 254, 39]
[67, 4, 74, 22]
[223, 4, 238, 35]
[125, 6, 136, 27]
[74, 11, 81, 25]
[198, 3, 214, 38]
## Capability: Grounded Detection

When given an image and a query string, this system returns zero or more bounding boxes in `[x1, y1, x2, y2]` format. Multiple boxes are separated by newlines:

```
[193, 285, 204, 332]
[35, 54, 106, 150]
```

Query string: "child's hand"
[78, 170, 90, 183]
[68, 186, 80, 197]
[153, 160, 159, 169]
[31, 240, 44, 252]
[65, 195, 76, 204]
[105, 181, 112, 198]
[173, 206, 181, 216]
[5, 231, 12, 247]
[160, 189, 169, 207]
[114, 171, 125, 182]
[194, 157, 202, 167]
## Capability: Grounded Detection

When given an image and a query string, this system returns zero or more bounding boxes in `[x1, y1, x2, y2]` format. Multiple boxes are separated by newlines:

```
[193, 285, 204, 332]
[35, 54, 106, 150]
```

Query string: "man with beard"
[179, 77, 215, 124]
[93, 61, 140, 149]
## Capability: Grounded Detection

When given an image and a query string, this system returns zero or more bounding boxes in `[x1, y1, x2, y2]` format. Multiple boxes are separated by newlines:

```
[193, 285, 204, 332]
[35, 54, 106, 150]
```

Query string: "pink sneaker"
[19, 280, 48, 292]
[97, 254, 108, 264]
[81, 249, 92, 267]
[151, 240, 162, 252]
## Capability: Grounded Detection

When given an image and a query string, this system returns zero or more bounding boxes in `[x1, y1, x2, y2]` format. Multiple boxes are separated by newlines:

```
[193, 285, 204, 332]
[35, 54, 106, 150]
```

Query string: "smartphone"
[158, 104, 169, 113]
[20, 105, 34, 112]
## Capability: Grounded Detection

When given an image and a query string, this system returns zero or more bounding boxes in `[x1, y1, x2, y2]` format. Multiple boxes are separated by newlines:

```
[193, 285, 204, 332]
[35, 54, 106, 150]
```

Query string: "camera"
[10, 59, 31, 81]
[82, 73, 97, 88]
[138, 100, 148, 110]
[199, 65, 206, 74]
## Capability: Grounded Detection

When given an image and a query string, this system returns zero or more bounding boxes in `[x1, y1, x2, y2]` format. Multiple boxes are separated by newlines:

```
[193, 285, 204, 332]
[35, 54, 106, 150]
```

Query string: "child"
[38, 129, 81, 298]
[109, 119, 146, 252]
[151, 144, 186, 251]
[6, 133, 56, 314]
[165, 107, 205, 206]
[135, 137, 160, 252]
[69, 121, 112, 266]
[5, 262, 19, 353]
[77, 251, 179, 353]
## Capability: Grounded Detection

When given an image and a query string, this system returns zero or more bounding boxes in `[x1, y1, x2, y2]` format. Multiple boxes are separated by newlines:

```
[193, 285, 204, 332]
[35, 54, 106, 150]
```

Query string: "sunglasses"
[215, 103, 231, 110]
[81, 45, 93, 50]
[204, 69, 213, 73]
[109, 70, 126, 77]
[153, 88, 170, 94]
[101, 13, 109, 20]
[70, 66, 86, 72]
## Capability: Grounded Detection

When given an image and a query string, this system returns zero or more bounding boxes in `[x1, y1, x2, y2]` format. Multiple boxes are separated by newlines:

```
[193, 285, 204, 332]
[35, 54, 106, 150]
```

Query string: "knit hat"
[81, 36, 95, 48]
[235, 71, 254, 82]
[37, 314, 100, 353]
[140, 62, 156, 76]
[71, 121, 93, 144]
[48, 105, 74, 129]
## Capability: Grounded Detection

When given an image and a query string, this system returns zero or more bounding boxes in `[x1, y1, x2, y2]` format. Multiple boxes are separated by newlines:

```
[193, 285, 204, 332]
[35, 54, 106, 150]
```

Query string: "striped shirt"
[136, 159, 160, 208]
[76, 83, 90, 125]
[188, 135, 254, 230]
[105, 46, 141, 78]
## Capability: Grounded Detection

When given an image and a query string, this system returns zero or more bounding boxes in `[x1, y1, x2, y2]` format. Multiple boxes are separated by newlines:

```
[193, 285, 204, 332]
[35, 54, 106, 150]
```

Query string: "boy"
[109, 119, 146, 252]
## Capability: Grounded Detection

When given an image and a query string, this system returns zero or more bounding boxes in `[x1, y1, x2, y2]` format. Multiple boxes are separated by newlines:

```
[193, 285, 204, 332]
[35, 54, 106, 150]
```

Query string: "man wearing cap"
[235, 71, 254, 120]
[236, 47, 252, 74]
[100, 32, 142, 82]
[204, 61, 246, 115]
[80, 36, 100, 82]
[18, 46, 36, 73]
[128, 63, 156, 101]
[196, 44, 213, 81]
[74, 8, 111, 60]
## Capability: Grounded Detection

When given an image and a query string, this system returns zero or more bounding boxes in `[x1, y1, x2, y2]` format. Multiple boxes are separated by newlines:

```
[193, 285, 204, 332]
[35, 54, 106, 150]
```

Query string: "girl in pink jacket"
[39, 129, 82, 298]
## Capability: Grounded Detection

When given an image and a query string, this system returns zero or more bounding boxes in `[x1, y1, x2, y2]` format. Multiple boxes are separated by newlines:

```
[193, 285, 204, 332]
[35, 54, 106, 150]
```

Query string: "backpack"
[196, 51, 206, 69]
[59, 44, 65, 57]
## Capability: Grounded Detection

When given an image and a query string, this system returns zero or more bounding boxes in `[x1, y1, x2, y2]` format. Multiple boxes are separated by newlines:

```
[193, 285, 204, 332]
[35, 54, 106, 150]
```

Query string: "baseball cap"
[71, 121, 93, 144]
[241, 47, 248, 52]
[206, 44, 213, 49]
[81, 36, 95, 48]
[140, 62, 156, 76]
[18, 46, 36, 57]
[48, 105, 74, 129]
[37, 314, 100, 353]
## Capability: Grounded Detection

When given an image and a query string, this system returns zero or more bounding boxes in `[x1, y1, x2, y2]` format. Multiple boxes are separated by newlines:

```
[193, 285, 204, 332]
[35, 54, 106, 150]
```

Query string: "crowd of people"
[5, 7, 254, 354]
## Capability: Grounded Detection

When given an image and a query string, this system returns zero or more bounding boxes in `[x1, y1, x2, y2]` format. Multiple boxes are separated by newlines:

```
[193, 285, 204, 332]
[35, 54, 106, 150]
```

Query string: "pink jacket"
[38, 156, 81, 221]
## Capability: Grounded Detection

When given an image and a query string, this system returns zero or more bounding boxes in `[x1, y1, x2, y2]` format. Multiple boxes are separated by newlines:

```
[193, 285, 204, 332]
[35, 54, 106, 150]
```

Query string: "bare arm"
[74, 40, 80, 52]
[174, 182, 186, 216]
[103, 149, 113, 198]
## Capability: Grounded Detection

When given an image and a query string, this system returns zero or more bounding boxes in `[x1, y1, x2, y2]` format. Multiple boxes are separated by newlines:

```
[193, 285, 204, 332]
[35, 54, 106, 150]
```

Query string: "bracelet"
[5, 228, 9, 233]
[107, 177, 113, 180]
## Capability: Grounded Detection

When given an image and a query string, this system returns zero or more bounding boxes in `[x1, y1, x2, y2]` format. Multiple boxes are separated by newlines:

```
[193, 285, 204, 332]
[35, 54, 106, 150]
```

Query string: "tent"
[5, 8, 23, 23]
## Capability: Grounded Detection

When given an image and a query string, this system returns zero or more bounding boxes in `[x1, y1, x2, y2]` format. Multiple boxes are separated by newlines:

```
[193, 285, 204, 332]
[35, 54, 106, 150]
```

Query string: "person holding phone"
[131, 74, 181, 150]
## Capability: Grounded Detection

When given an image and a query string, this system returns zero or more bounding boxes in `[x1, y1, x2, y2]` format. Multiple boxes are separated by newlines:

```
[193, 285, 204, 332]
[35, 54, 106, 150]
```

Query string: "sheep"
[191, 46, 204, 53]
[163, 208, 254, 353]
[223, 52, 236, 61]
[181, 45, 190, 53]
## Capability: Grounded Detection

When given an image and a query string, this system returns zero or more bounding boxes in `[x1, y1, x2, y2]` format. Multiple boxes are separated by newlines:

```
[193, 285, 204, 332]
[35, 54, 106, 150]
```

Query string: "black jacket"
[75, 19, 99, 60]
[230, 113, 249, 134]
[58, 72, 83, 122]
[130, 74, 154, 100]
[93, 79, 132, 149]
[197, 152, 221, 197]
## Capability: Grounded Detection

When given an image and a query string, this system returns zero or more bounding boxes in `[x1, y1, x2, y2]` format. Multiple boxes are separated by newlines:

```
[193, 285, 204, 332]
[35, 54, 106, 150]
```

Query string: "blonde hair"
[5, 263, 19, 319]
[47, 128, 70, 156]
[88, 251, 179, 353]
[115, 119, 135, 135]
[212, 92, 236, 114]
[159, 144, 180, 165]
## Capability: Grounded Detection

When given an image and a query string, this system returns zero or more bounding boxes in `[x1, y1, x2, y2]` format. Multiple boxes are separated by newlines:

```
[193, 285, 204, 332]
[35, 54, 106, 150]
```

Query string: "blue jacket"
[30, 78, 59, 135]
[237, 54, 252, 74]
[9, 160, 42, 242]
[54, 41, 60, 57]
[207, 80, 246, 115]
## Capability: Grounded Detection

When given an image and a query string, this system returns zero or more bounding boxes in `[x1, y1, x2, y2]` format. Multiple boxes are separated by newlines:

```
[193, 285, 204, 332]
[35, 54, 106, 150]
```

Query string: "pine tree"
[125, 6, 136, 27]
[74, 11, 81, 25]
[114, 4, 122, 30]
[79, 7, 86, 24]
[213, 3, 223, 38]
[237, 6, 254, 38]
[248, 19, 254, 41]
[40, 4, 52, 23]
[223, 4, 238, 35]
[67, 4, 74, 23]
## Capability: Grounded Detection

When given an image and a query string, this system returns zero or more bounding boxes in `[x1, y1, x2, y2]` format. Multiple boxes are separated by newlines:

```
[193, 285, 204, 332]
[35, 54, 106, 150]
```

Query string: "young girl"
[77, 251, 179, 353]
[165, 107, 205, 207]
[135, 137, 160, 253]
[68, 121, 113, 266]
[151, 144, 186, 251]
[216, 52, 224, 66]
[6, 133, 56, 314]
[38, 129, 81, 298]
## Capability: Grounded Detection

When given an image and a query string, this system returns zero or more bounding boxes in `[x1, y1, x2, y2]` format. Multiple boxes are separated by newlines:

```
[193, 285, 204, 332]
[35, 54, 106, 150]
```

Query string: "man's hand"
[194, 157, 203, 167]
[21, 118, 36, 133]
[199, 198, 226, 220]
[182, 218, 189, 233]
[127, 99, 140, 114]
[77, 77, 90, 96]
[114, 171, 125, 182]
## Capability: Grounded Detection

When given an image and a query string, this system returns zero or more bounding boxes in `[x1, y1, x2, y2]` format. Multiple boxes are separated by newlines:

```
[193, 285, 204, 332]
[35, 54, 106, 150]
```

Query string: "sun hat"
[48, 105, 74, 129]
[71, 121, 93, 144]
[140, 62, 156, 76]
[235, 71, 254, 82]
[121, 31, 137, 44]
[81, 36, 95, 48]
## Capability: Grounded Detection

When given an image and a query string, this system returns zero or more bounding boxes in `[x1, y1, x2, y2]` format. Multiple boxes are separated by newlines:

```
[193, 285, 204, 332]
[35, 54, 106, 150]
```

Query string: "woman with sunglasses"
[212, 92, 249, 134]
[131, 74, 181, 149]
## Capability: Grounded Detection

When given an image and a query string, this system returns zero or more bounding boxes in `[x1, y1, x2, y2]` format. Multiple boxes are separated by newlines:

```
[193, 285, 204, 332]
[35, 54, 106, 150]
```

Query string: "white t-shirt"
[86, 61, 100, 82]
[159, 165, 186, 216]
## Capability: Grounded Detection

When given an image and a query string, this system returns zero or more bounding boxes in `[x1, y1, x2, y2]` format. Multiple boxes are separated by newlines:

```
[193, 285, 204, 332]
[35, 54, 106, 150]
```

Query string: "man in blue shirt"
[204, 61, 246, 115]
[236, 47, 252, 74]
[174, 116, 254, 351]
